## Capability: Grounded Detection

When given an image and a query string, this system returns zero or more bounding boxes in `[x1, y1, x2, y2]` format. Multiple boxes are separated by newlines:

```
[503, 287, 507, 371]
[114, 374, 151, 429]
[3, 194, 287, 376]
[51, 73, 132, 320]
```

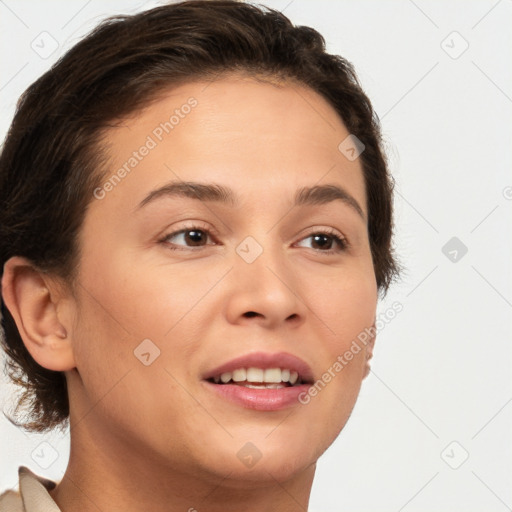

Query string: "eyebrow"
[137, 181, 366, 221]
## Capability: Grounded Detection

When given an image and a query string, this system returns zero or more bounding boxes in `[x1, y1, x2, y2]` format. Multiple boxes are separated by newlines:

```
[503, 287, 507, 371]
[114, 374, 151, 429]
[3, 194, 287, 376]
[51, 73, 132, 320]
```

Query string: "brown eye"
[162, 226, 215, 250]
[296, 230, 348, 253]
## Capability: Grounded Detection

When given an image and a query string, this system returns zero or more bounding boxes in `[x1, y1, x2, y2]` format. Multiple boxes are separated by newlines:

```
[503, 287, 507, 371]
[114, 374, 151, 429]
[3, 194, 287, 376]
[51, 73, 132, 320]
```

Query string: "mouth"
[202, 352, 314, 411]
[206, 367, 312, 388]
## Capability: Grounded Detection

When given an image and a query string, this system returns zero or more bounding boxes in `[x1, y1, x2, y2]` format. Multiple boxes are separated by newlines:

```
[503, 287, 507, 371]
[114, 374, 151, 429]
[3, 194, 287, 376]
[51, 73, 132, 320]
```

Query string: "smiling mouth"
[206, 367, 311, 388]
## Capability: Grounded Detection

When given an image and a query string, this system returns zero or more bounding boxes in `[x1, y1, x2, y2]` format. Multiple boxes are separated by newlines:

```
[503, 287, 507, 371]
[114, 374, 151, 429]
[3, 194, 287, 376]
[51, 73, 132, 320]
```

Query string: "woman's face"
[67, 75, 378, 483]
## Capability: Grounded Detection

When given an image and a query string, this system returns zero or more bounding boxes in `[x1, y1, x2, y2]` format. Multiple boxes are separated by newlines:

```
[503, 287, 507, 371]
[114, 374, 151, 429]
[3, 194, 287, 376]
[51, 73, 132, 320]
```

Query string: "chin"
[194, 432, 322, 487]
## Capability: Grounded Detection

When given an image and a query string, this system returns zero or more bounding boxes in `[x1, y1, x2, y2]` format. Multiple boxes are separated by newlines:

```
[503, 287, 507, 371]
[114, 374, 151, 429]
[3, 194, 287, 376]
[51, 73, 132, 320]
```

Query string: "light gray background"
[1, 1, 511, 511]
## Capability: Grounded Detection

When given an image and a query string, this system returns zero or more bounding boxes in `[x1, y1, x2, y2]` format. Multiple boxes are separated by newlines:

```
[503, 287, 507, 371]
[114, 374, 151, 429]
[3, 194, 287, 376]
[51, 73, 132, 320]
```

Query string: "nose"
[223, 242, 307, 330]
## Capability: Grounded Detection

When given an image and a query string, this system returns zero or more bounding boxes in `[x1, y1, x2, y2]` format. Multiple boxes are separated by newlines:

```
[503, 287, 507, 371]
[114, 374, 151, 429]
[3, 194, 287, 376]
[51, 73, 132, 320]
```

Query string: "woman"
[0, 1, 399, 510]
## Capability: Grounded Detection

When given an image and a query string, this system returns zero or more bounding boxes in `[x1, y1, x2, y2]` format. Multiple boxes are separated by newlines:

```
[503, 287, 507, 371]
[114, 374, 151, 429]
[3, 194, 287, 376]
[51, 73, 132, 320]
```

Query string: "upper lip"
[203, 351, 314, 383]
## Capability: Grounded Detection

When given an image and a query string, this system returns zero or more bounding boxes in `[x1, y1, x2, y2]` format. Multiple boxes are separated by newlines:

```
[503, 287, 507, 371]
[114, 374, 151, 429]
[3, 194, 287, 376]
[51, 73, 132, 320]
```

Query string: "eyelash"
[159, 224, 349, 254]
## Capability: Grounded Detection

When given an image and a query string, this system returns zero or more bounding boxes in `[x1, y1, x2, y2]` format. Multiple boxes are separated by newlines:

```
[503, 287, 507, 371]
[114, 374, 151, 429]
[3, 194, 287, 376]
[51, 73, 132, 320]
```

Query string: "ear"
[362, 321, 377, 379]
[1, 256, 76, 371]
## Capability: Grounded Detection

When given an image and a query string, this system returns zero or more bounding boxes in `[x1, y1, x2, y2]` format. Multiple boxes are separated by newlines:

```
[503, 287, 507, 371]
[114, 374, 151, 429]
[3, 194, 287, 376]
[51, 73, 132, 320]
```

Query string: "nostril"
[244, 311, 259, 318]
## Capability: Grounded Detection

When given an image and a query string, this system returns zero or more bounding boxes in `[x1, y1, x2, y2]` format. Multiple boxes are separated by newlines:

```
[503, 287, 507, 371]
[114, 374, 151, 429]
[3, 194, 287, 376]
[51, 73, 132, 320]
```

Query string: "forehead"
[95, 75, 366, 215]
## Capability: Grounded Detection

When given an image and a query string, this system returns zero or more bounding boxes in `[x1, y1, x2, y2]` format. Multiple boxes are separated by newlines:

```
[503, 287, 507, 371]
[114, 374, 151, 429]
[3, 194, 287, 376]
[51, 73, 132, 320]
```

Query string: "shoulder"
[0, 466, 60, 512]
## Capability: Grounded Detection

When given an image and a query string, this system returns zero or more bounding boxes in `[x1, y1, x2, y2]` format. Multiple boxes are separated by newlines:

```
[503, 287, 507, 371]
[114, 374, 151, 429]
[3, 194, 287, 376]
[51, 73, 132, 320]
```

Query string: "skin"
[2, 75, 377, 512]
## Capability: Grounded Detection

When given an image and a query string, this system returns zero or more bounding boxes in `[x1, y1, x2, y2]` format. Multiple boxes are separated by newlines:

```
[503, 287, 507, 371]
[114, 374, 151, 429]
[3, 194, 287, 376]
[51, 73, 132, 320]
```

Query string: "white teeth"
[244, 383, 286, 389]
[220, 372, 232, 383]
[264, 368, 282, 383]
[232, 368, 247, 382]
[246, 367, 264, 382]
[211, 367, 303, 385]
[264, 383, 286, 389]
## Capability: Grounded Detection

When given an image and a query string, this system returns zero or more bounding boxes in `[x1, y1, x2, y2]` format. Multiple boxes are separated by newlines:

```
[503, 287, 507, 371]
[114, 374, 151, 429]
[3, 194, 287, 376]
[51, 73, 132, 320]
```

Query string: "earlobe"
[1, 256, 76, 372]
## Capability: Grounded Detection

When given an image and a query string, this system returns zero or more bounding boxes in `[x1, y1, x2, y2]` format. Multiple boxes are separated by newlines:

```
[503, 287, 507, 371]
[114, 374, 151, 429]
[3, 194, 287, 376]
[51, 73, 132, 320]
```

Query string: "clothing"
[0, 466, 61, 512]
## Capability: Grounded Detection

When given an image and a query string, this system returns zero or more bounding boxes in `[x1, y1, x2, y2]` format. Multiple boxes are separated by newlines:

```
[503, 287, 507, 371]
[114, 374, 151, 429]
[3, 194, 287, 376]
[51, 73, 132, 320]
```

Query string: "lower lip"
[203, 380, 311, 411]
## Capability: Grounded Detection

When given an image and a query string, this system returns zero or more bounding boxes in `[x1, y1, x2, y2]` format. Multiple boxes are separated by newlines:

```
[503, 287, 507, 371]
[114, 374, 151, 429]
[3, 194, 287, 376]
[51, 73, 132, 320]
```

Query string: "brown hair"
[0, 0, 400, 433]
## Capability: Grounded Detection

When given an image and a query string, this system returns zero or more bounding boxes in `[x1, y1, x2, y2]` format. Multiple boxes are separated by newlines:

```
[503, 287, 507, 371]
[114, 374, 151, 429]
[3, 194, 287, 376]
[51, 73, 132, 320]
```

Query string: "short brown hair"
[0, 0, 400, 433]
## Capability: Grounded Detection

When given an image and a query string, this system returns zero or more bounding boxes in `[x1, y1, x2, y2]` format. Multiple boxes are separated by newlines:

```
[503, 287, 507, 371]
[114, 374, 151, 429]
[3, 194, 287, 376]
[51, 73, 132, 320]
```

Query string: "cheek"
[300, 264, 376, 420]
[70, 288, 134, 399]
[68, 266, 201, 446]
[75, 245, 191, 339]
[71, 248, 226, 390]
[308, 263, 377, 350]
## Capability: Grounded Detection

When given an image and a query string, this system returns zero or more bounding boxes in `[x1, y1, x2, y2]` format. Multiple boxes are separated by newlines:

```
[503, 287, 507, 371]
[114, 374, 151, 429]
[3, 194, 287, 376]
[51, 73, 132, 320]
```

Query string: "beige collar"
[18, 466, 60, 512]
